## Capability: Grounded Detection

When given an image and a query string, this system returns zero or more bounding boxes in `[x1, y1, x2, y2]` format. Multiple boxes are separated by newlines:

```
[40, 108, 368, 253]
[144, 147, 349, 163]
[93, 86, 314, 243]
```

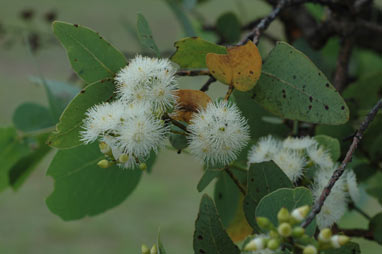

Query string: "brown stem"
[163, 114, 189, 133]
[332, 224, 374, 241]
[301, 99, 382, 228]
[176, 69, 210, 76]
[224, 166, 247, 195]
[224, 85, 234, 100]
[334, 37, 354, 92]
[200, 76, 216, 92]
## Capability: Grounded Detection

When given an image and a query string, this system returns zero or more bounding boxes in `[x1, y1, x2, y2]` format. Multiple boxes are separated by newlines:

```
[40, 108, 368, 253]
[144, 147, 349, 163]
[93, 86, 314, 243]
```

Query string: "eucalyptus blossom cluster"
[243, 206, 349, 254]
[247, 136, 359, 229]
[80, 56, 178, 169]
[80, 55, 250, 170]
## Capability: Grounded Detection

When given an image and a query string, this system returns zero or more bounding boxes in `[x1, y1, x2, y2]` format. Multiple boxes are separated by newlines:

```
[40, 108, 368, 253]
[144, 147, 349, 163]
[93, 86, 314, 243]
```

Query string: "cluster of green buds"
[243, 206, 350, 254]
[141, 243, 158, 254]
[96, 141, 147, 170]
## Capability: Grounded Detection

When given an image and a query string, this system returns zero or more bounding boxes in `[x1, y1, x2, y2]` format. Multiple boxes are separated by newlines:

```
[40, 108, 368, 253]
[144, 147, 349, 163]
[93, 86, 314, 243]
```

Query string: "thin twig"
[332, 224, 374, 241]
[334, 37, 354, 92]
[200, 76, 216, 92]
[163, 114, 190, 133]
[349, 202, 371, 220]
[223, 166, 247, 195]
[302, 99, 382, 228]
[224, 85, 234, 100]
[176, 69, 210, 76]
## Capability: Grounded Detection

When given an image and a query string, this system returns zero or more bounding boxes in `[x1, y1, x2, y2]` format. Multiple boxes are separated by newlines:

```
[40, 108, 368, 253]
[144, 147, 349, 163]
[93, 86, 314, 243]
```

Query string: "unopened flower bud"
[292, 226, 305, 238]
[97, 159, 110, 168]
[118, 154, 129, 163]
[139, 162, 147, 171]
[256, 217, 272, 230]
[267, 238, 280, 250]
[244, 237, 265, 251]
[99, 142, 111, 154]
[277, 207, 290, 223]
[141, 244, 150, 254]
[291, 205, 310, 222]
[150, 244, 158, 254]
[331, 235, 350, 248]
[303, 245, 317, 254]
[318, 228, 332, 243]
[278, 222, 292, 237]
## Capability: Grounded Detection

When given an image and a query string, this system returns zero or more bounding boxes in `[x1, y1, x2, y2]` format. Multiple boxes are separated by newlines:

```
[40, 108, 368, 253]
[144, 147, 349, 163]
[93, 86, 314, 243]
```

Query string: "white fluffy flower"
[115, 55, 178, 111]
[80, 101, 125, 143]
[312, 165, 348, 229]
[248, 135, 281, 164]
[307, 144, 334, 169]
[282, 136, 317, 150]
[345, 169, 360, 203]
[187, 100, 250, 166]
[273, 149, 306, 183]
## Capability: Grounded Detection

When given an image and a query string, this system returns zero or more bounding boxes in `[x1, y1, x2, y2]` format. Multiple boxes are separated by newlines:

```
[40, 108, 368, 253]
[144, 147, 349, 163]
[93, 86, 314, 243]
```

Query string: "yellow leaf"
[206, 41, 262, 92]
[171, 89, 212, 123]
[226, 196, 253, 242]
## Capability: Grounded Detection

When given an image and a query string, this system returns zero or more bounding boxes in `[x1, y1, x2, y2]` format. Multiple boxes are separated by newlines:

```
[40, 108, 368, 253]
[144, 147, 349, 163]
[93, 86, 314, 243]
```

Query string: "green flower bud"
[150, 244, 158, 254]
[292, 226, 305, 238]
[291, 205, 310, 222]
[277, 207, 290, 223]
[118, 154, 129, 163]
[256, 217, 272, 230]
[278, 222, 292, 237]
[141, 244, 150, 254]
[269, 230, 279, 239]
[139, 162, 147, 171]
[99, 142, 111, 154]
[303, 245, 317, 254]
[318, 228, 332, 243]
[267, 238, 280, 250]
[331, 235, 350, 248]
[244, 237, 265, 251]
[97, 159, 110, 168]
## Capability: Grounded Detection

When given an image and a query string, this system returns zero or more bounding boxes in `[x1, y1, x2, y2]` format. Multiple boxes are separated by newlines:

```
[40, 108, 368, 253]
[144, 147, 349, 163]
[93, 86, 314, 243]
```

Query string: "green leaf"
[136, 13, 160, 57]
[232, 90, 289, 140]
[215, 12, 241, 43]
[46, 142, 142, 220]
[193, 194, 240, 254]
[314, 135, 341, 161]
[369, 212, 382, 245]
[214, 168, 247, 227]
[197, 169, 222, 192]
[244, 162, 293, 231]
[53, 21, 126, 83]
[315, 123, 354, 153]
[256, 187, 316, 236]
[48, 79, 115, 149]
[9, 132, 51, 190]
[157, 231, 167, 254]
[254, 41, 349, 125]
[164, 0, 196, 37]
[322, 242, 361, 254]
[366, 172, 382, 205]
[12, 103, 55, 132]
[170, 37, 227, 68]
[0, 127, 31, 192]
[169, 132, 189, 150]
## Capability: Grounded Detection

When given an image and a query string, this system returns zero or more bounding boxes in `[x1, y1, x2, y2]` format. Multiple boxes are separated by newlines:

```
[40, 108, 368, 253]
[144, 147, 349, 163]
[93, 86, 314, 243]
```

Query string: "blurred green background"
[0, 0, 381, 253]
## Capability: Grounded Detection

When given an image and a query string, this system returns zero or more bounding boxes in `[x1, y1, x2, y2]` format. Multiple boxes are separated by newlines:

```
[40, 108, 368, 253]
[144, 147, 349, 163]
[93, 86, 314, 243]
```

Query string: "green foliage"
[254, 42, 349, 125]
[48, 79, 115, 149]
[163, 0, 196, 37]
[197, 169, 221, 192]
[137, 13, 160, 57]
[232, 90, 289, 141]
[322, 242, 361, 254]
[256, 187, 316, 236]
[170, 37, 227, 68]
[244, 162, 293, 231]
[366, 172, 382, 205]
[193, 194, 240, 254]
[216, 12, 241, 43]
[12, 103, 55, 132]
[315, 123, 354, 153]
[370, 213, 382, 245]
[157, 231, 167, 254]
[314, 135, 341, 161]
[213, 168, 247, 227]
[46, 142, 142, 220]
[53, 21, 127, 83]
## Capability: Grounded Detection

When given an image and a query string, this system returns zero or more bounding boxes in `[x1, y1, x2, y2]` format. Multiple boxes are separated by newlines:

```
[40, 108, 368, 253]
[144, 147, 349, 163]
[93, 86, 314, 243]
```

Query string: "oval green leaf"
[53, 21, 127, 83]
[137, 13, 160, 57]
[46, 142, 142, 221]
[48, 79, 115, 149]
[254, 41, 349, 125]
[12, 103, 55, 132]
[170, 37, 227, 68]
[193, 194, 240, 254]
